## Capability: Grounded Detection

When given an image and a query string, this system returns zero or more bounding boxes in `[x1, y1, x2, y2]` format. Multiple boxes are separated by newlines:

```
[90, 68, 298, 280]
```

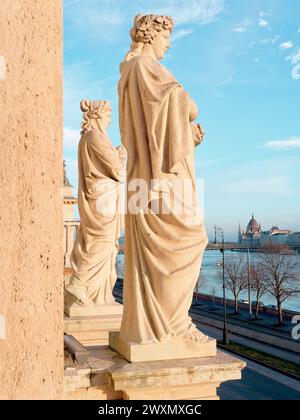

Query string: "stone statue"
[65, 100, 126, 312]
[110, 15, 216, 361]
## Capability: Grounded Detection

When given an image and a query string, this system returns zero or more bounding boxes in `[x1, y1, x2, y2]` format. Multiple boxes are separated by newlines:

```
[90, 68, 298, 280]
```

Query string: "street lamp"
[214, 225, 229, 345]
[247, 247, 253, 319]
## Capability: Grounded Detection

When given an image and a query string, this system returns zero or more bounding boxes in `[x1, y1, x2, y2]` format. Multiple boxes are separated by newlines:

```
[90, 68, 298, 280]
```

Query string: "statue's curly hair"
[123, 14, 174, 62]
[132, 14, 174, 44]
[80, 100, 111, 135]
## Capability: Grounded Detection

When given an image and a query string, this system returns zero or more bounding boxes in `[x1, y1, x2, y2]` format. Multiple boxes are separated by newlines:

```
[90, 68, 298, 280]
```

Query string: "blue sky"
[63, 0, 300, 241]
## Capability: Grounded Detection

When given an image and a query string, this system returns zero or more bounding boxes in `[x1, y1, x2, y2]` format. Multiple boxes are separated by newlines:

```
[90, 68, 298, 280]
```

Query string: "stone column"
[63, 224, 67, 265]
[64, 223, 72, 267]
[0, 1, 63, 399]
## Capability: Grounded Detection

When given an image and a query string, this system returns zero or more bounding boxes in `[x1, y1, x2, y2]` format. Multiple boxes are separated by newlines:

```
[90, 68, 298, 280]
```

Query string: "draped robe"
[68, 128, 124, 304]
[118, 54, 208, 344]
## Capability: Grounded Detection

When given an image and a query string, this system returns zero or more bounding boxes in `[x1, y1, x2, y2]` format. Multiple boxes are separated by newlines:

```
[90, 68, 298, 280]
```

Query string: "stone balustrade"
[64, 221, 80, 267]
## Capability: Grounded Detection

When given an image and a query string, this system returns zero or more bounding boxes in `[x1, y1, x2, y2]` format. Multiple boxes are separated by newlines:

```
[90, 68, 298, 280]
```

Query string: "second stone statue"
[109, 15, 216, 362]
[65, 100, 126, 317]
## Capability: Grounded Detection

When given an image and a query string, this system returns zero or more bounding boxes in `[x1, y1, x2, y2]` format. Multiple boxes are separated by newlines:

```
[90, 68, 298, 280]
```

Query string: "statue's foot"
[65, 284, 93, 306]
[181, 324, 209, 343]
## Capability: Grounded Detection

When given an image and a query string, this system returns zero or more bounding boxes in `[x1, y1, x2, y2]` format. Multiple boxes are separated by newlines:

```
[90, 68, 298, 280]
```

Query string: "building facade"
[238, 214, 296, 246]
[63, 161, 79, 279]
[238, 214, 262, 246]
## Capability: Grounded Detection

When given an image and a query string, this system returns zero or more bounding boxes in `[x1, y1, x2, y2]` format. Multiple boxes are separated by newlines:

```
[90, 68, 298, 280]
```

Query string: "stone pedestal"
[64, 303, 123, 347]
[65, 298, 123, 318]
[64, 346, 245, 400]
[109, 331, 216, 363]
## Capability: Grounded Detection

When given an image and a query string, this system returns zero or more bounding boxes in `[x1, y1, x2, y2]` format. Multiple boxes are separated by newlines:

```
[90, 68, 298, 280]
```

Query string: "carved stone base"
[64, 346, 245, 400]
[109, 331, 217, 363]
[64, 300, 123, 347]
[64, 296, 123, 317]
[64, 313, 123, 347]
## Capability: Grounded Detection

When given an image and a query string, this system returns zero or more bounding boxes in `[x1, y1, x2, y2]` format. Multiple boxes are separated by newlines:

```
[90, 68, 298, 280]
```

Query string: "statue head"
[126, 14, 174, 61]
[80, 100, 112, 135]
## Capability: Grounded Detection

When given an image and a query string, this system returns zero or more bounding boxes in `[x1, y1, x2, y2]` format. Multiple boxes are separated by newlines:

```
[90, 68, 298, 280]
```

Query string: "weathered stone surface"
[0, 1, 63, 399]
[64, 346, 245, 400]
[109, 331, 216, 363]
[64, 311, 122, 346]
[65, 301, 123, 317]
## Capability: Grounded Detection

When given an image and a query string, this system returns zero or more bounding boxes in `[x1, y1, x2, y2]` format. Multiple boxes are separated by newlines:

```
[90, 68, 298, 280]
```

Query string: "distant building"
[287, 232, 300, 247]
[63, 160, 77, 222]
[238, 214, 292, 246]
[63, 161, 79, 282]
[238, 214, 261, 246]
[261, 225, 291, 245]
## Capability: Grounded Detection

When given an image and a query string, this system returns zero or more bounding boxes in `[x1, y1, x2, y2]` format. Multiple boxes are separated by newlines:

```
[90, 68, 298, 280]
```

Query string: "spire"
[63, 160, 72, 187]
[238, 222, 243, 243]
[238, 222, 242, 234]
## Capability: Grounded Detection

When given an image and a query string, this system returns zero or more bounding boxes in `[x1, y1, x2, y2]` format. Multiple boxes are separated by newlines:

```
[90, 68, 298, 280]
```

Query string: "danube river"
[116, 250, 300, 312]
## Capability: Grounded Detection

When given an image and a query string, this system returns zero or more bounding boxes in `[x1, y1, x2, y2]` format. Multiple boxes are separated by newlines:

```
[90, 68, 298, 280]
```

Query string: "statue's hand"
[189, 99, 198, 121]
[117, 145, 127, 160]
[192, 123, 205, 146]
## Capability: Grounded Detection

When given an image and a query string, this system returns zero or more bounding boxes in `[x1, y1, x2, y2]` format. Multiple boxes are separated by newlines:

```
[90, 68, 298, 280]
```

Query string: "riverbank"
[116, 250, 300, 312]
[113, 279, 300, 382]
[194, 292, 299, 323]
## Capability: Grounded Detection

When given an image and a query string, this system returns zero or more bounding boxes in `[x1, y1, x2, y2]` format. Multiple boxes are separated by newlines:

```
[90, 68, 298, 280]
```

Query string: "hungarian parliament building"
[238, 214, 300, 247]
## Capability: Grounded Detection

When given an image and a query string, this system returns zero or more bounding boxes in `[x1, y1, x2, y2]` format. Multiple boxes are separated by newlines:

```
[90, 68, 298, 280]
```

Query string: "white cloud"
[249, 36, 279, 49]
[286, 48, 300, 64]
[279, 41, 293, 50]
[223, 176, 291, 195]
[259, 11, 268, 18]
[211, 156, 300, 197]
[265, 138, 300, 150]
[200, 159, 221, 168]
[64, 0, 124, 37]
[205, 156, 300, 234]
[259, 18, 269, 28]
[235, 50, 247, 56]
[172, 29, 193, 41]
[259, 35, 280, 45]
[64, 127, 81, 151]
[233, 19, 251, 33]
[65, 0, 225, 37]
[216, 70, 235, 86]
[63, 61, 119, 144]
[233, 26, 246, 33]
[144, 0, 225, 25]
[291, 64, 300, 80]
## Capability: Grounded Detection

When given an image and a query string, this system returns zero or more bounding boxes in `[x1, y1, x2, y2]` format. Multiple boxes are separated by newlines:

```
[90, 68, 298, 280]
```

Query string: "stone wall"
[0, 1, 63, 399]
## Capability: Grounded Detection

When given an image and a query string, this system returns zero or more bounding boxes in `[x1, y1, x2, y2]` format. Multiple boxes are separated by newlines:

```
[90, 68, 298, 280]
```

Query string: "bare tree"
[209, 286, 217, 308]
[219, 255, 248, 314]
[258, 245, 300, 326]
[249, 263, 268, 320]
